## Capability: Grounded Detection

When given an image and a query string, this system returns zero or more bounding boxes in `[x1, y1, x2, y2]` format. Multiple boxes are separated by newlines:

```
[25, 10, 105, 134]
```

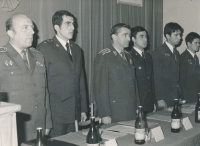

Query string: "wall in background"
[163, 0, 200, 56]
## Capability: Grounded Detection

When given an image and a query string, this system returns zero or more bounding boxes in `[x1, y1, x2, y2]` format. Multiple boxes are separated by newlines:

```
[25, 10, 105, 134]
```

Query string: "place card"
[151, 126, 164, 142]
[105, 139, 118, 146]
[182, 117, 193, 130]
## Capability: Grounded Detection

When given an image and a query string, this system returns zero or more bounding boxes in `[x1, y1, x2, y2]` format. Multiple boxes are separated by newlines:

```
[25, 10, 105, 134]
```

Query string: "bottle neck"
[90, 117, 95, 128]
[174, 100, 179, 109]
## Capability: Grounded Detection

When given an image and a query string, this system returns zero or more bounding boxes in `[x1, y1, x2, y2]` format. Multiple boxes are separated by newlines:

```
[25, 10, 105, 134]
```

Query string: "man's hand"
[153, 104, 157, 112]
[45, 129, 50, 135]
[81, 112, 87, 122]
[101, 116, 111, 124]
[157, 100, 167, 109]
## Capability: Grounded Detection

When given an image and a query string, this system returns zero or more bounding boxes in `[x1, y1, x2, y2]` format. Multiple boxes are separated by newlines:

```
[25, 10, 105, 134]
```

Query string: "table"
[52, 109, 200, 146]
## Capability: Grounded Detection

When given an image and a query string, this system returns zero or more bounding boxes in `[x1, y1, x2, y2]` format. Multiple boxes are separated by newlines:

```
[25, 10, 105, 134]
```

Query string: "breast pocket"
[0, 67, 23, 91]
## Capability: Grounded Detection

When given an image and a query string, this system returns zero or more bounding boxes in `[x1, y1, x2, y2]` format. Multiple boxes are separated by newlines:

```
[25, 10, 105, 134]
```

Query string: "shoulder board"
[0, 47, 7, 52]
[42, 39, 53, 44]
[99, 48, 111, 55]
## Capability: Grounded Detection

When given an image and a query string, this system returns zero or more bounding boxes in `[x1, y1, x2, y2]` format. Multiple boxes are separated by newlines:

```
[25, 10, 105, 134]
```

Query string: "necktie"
[142, 51, 146, 66]
[173, 48, 177, 61]
[120, 50, 127, 62]
[194, 54, 199, 65]
[66, 43, 73, 62]
[21, 49, 30, 69]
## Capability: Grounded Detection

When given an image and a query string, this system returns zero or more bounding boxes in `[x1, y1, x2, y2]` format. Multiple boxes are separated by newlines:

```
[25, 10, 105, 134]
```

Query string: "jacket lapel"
[52, 37, 73, 67]
[5, 43, 28, 73]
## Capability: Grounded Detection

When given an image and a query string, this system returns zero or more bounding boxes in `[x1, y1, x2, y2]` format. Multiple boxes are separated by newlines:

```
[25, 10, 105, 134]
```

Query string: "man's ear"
[112, 34, 116, 41]
[166, 34, 170, 40]
[132, 36, 136, 43]
[7, 30, 14, 38]
[54, 25, 60, 32]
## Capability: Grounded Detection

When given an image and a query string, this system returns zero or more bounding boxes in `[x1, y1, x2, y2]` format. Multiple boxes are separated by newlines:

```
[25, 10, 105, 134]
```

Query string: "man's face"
[132, 31, 147, 50]
[56, 15, 74, 41]
[188, 38, 200, 52]
[113, 27, 131, 50]
[9, 15, 34, 50]
[167, 30, 182, 46]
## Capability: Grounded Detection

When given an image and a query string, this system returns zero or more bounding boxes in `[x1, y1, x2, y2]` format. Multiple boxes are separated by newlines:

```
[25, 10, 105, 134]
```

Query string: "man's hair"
[164, 22, 184, 38]
[131, 26, 147, 39]
[185, 32, 200, 46]
[5, 13, 25, 32]
[110, 23, 130, 40]
[52, 10, 74, 32]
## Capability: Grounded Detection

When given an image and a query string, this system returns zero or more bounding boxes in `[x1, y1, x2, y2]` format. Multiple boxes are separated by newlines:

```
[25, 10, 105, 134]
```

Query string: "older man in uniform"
[93, 23, 139, 124]
[0, 13, 52, 145]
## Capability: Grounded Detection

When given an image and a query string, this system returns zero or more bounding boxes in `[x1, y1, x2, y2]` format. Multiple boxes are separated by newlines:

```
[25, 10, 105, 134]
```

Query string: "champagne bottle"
[135, 106, 147, 144]
[195, 93, 200, 123]
[35, 127, 45, 146]
[86, 116, 99, 146]
[171, 99, 181, 133]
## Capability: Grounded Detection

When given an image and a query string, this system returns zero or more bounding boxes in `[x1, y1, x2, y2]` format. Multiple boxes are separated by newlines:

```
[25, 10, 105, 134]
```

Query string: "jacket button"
[32, 84, 35, 87]
[35, 106, 38, 109]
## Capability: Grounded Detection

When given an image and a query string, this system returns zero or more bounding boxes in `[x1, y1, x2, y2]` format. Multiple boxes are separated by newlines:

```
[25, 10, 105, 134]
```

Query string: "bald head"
[6, 13, 35, 50]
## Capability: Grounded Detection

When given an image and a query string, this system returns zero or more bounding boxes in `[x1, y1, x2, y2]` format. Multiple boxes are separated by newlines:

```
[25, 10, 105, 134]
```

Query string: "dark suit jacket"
[0, 43, 52, 144]
[37, 37, 87, 124]
[93, 45, 140, 122]
[152, 42, 181, 107]
[130, 48, 155, 112]
[180, 49, 200, 103]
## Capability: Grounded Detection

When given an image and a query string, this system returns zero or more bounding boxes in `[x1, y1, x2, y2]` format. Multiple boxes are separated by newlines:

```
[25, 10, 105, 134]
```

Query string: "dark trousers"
[49, 123, 75, 138]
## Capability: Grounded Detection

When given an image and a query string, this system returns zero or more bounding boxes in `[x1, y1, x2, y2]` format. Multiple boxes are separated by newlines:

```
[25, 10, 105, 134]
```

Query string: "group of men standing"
[0, 9, 200, 145]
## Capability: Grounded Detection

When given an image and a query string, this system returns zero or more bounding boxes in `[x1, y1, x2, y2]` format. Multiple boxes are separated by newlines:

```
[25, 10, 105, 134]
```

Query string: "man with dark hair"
[129, 26, 156, 113]
[37, 10, 87, 137]
[93, 23, 139, 124]
[180, 32, 200, 103]
[152, 22, 184, 108]
[2, 13, 52, 145]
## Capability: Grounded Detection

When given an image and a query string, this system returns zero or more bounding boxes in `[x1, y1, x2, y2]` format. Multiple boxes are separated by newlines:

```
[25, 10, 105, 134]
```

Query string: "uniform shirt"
[56, 35, 72, 55]
[165, 41, 174, 53]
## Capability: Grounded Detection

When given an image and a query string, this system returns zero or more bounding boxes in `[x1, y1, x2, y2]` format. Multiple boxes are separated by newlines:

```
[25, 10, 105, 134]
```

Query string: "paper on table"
[147, 114, 171, 122]
[151, 126, 164, 142]
[182, 117, 193, 130]
[105, 139, 118, 146]
[82, 129, 127, 140]
[167, 107, 195, 114]
[118, 120, 158, 128]
[105, 125, 135, 134]
[53, 132, 86, 145]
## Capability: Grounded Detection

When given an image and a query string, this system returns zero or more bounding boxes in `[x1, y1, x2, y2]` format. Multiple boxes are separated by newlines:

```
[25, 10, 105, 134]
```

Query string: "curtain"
[0, 0, 163, 101]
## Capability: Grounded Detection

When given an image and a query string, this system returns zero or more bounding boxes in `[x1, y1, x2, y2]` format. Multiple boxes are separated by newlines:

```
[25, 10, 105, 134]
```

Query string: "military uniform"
[180, 49, 200, 103]
[93, 45, 139, 122]
[152, 43, 182, 107]
[130, 48, 155, 113]
[37, 37, 87, 135]
[0, 43, 52, 144]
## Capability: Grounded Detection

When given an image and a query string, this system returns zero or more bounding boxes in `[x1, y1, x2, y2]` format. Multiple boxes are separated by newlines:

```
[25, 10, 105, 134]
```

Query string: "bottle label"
[171, 119, 180, 129]
[198, 111, 200, 120]
[135, 128, 145, 140]
[87, 144, 99, 146]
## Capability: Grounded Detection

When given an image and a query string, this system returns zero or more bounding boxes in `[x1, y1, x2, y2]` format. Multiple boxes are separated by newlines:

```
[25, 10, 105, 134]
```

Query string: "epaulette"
[0, 47, 7, 52]
[99, 48, 111, 55]
[29, 47, 38, 52]
[43, 39, 53, 44]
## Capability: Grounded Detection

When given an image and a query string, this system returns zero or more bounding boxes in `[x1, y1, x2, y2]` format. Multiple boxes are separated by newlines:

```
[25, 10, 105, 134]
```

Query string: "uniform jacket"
[37, 36, 87, 124]
[93, 45, 139, 122]
[0, 42, 52, 143]
[130, 48, 155, 112]
[180, 49, 200, 103]
[152, 43, 182, 107]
